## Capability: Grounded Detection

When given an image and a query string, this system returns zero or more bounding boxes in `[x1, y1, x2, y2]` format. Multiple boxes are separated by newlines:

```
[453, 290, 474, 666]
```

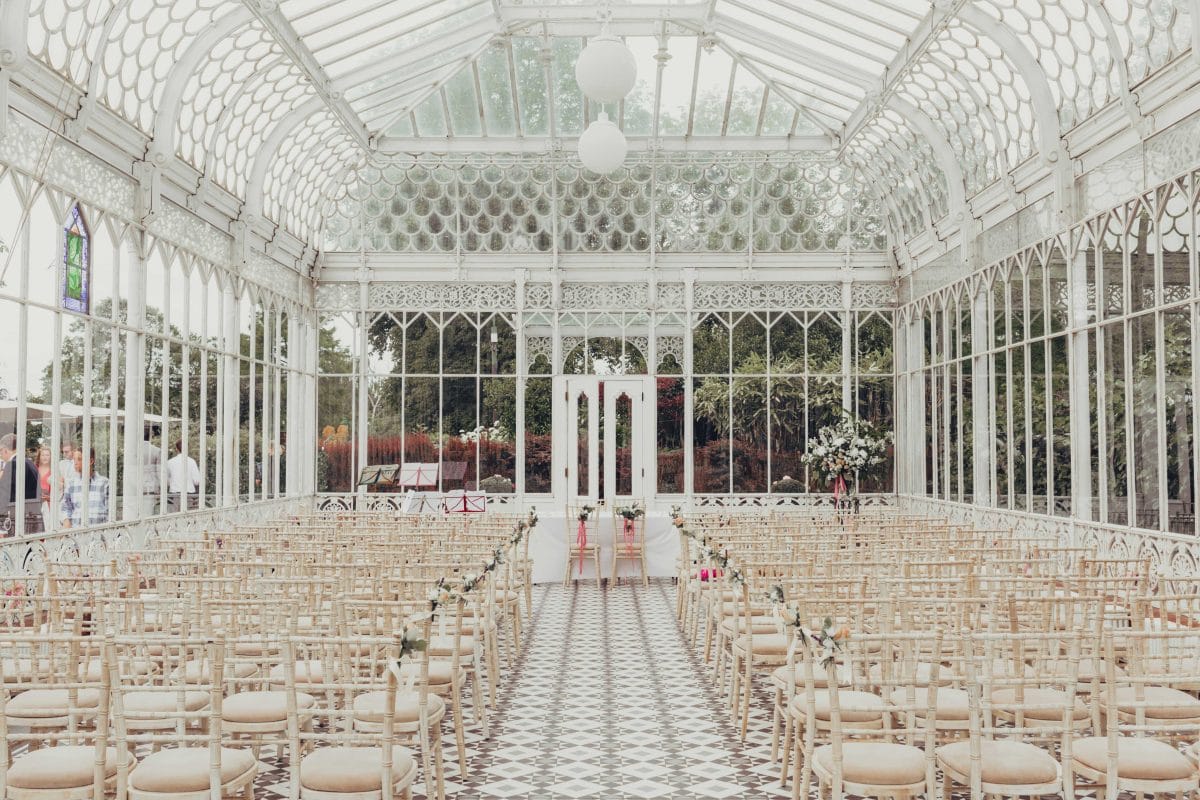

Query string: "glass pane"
[1103, 322, 1129, 525]
[1131, 313, 1159, 528]
[404, 376, 439, 466]
[1164, 307, 1193, 534]
[479, 377, 515, 493]
[576, 392, 589, 497]
[770, 376, 805, 492]
[441, 376, 476, 490]
[613, 390, 632, 497]
[693, 314, 729, 374]
[656, 377, 684, 493]
[524, 378, 552, 493]
[807, 312, 842, 373]
[317, 376, 355, 493]
[732, 376, 766, 493]
[693, 376, 729, 493]
[405, 313, 439, 373]
[1130, 200, 1157, 313]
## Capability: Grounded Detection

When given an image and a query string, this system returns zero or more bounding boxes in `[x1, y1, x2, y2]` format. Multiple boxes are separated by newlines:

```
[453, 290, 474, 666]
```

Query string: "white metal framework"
[1, 0, 1200, 581]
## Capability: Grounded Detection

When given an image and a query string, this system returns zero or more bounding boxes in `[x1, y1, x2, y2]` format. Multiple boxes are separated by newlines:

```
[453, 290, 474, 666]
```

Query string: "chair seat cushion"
[427, 635, 476, 656]
[7, 745, 126, 789]
[938, 739, 1059, 785]
[790, 690, 886, 722]
[352, 690, 446, 724]
[222, 690, 315, 724]
[888, 687, 969, 720]
[991, 688, 1089, 721]
[1108, 686, 1200, 720]
[814, 742, 927, 786]
[300, 746, 416, 794]
[397, 660, 456, 685]
[733, 633, 789, 655]
[772, 662, 846, 689]
[1073, 736, 1197, 781]
[123, 690, 210, 715]
[6, 688, 101, 718]
[129, 746, 257, 793]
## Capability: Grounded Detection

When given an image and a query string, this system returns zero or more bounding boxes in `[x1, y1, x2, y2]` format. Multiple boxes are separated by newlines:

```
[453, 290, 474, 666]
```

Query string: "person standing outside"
[166, 439, 202, 512]
[0, 433, 43, 535]
[61, 448, 110, 528]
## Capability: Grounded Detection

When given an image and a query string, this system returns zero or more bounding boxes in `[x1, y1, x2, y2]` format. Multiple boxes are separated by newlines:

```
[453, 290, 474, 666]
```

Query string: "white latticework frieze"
[693, 283, 842, 310]
[656, 335, 684, 369]
[0, 114, 137, 221]
[150, 201, 234, 266]
[657, 283, 686, 309]
[524, 283, 553, 308]
[561, 283, 649, 310]
[368, 283, 517, 310]
[525, 336, 553, 366]
[850, 283, 896, 308]
[247, 251, 302, 304]
[316, 283, 358, 309]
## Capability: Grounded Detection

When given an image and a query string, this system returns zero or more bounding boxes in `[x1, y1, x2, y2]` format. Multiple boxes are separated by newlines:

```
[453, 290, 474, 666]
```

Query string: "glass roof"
[381, 35, 821, 142]
[13, 0, 1196, 248]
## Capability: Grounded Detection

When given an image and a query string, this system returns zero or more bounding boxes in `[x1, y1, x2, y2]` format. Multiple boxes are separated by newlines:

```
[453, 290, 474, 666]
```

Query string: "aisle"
[463, 580, 781, 799]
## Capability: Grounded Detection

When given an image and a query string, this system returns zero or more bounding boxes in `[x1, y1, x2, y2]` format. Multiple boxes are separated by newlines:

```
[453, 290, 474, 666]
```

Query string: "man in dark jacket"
[0, 433, 43, 535]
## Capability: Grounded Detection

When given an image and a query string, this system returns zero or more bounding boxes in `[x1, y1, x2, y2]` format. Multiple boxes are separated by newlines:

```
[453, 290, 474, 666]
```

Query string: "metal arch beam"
[203, 53, 292, 168]
[840, 0, 970, 146]
[1082, 0, 1148, 134]
[924, 49, 1022, 208]
[956, 6, 1063, 166]
[0, 0, 31, 133]
[239, 0, 372, 152]
[68, 0, 135, 139]
[888, 97, 968, 229]
[148, 7, 254, 167]
[244, 97, 325, 220]
[1193, 0, 1200, 65]
[0, 0, 30, 65]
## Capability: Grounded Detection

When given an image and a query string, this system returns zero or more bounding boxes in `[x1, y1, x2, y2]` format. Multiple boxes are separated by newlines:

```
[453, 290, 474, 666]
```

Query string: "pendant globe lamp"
[574, 32, 637, 103]
[578, 112, 627, 174]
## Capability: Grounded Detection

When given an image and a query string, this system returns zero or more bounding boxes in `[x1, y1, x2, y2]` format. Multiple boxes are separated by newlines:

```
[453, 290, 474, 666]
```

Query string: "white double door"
[554, 376, 653, 506]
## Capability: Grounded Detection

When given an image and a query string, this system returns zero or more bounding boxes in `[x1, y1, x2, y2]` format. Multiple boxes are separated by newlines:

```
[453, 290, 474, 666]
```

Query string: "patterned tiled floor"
[250, 578, 786, 799]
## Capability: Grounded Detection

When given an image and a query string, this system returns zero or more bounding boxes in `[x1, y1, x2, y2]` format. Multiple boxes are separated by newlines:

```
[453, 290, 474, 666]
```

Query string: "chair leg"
[779, 713, 792, 786]
[595, 551, 602, 589]
[739, 659, 752, 741]
[450, 681, 468, 777]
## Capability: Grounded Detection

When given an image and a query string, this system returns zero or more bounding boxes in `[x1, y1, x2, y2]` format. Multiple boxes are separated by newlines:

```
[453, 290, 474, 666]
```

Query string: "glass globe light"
[578, 112, 628, 174]
[575, 34, 637, 103]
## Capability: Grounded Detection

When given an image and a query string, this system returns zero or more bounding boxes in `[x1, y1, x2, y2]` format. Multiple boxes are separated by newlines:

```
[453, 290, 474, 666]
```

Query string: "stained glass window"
[61, 204, 90, 315]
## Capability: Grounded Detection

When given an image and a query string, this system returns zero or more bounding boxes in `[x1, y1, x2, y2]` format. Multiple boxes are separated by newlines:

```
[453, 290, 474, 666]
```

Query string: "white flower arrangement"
[800, 412, 891, 487]
[459, 420, 510, 444]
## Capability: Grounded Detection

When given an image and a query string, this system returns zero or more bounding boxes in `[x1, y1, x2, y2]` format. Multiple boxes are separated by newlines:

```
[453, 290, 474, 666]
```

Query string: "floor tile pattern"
[251, 579, 784, 799]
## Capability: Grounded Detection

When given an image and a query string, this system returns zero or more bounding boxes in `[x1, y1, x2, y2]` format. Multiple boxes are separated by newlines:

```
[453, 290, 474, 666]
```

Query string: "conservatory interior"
[2, 0, 1200, 798]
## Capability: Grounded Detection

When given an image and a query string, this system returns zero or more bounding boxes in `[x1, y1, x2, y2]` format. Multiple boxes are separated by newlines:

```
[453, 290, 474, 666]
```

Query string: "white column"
[972, 286, 993, 506]
[221, 283, 239, 506]
[1069, 247, 1093, 520]
[122, 237, 147, 520]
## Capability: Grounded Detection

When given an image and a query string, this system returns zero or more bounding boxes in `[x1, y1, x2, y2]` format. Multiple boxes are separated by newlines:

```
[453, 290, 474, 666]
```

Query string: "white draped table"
[527, 513, 681, 583]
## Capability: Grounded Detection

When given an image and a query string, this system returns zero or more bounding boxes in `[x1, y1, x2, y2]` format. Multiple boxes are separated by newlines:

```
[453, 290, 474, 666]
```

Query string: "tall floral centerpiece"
[800, 412, 891, 509]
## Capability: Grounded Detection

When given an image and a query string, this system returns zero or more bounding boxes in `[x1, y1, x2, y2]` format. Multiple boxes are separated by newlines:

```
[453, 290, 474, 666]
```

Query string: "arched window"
[61, 204, 90, 314]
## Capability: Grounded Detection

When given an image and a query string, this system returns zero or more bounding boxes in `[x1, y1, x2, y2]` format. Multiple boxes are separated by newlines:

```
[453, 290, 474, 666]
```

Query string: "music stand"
[443, 490, 487, 514]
